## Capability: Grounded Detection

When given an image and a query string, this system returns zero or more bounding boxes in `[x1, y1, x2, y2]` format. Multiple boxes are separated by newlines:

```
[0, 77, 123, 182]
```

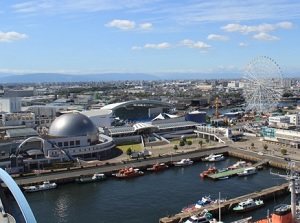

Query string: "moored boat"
[114, 167, 144, 178]
[233, 198, 264, 212]
[183, 210, 214, 223]
[147, 162, 169, 171]
[237, 167, 257, 177]
[200, 167, 218, 178]
[203, 154, 225, 162]
[173, 158, 193, 167]
[23, 181, 57, 192]
[76, 173, 107, 183]
[181, 196, 226, 213]
[228, 160, 252, 170]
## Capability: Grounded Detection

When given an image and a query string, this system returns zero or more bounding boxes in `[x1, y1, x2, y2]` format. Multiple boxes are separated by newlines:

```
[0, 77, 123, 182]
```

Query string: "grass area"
[116, 144, 142, 152]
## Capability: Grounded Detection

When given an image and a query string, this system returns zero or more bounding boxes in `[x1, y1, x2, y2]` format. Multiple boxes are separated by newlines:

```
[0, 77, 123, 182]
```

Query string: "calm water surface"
[24, 157, 290, 223]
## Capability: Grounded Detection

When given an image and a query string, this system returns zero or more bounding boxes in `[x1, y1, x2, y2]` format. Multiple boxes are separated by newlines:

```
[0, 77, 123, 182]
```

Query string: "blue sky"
[0, 0, 299, 78]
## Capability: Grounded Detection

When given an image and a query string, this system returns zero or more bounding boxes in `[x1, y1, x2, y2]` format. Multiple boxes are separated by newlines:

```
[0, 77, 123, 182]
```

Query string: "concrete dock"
[207, 159, 269, 180]
[159, 183, 289, 223]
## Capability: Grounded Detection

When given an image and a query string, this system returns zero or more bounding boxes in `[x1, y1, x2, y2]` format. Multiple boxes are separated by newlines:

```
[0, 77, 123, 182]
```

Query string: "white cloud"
[0, 31, 28, 43]
[105, 19, 136, 30]
[180, 39, 211, 49]
[239, 42, 249, 47]
[139, 23, 153, 29]
[276, 22, 294, 29]
[144, 42, 172, 49]
[131, 46, 143, 50]
[221, 22, 294, 34]
[207, 34, 229, 41]
[253, 32, 280, 41]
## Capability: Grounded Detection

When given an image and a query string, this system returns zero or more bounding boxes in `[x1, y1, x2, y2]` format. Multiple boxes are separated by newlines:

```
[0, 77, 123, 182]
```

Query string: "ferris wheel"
[242, 56, 284, 114]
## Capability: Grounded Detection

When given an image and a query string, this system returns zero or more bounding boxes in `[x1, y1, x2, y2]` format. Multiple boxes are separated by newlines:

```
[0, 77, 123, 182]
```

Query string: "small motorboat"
[237, 167, 257, 177]
[114, 167, 144, 179]
[23, 181, 57, 193]
[173, 159, 193, 167]
[203, 154, 225, 162]
[200, 167, 218, 178]
[76, 173, 107, 184]
[233, 198, 264, 212]
[147, 163, 169, 171]
[183, 210, 214, 223]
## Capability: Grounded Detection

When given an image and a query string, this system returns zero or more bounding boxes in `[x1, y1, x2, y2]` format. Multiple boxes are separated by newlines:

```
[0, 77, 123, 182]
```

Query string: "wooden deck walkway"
[207, 159, 269, 180]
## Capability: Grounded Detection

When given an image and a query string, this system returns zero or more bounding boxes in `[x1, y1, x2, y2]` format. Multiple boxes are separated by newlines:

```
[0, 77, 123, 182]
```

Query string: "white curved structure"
[0, 168, 37, 223]
[243, 56, 284, 114]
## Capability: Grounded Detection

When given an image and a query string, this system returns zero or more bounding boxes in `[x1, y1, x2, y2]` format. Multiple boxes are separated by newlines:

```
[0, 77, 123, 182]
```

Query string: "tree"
[186, 141, 192, 146]
[198, 140, 203, 148]
[179, 141, 185, 146]
[206, 138, 209, 144]
[263, 144, 268, 151]
[173, 145, 178, 151]
[126, 148, 132, 156]
[280, 148, 287, 155]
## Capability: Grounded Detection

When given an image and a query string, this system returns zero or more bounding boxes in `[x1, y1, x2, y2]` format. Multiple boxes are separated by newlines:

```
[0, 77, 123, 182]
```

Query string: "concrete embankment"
[159, 183, 289, 223]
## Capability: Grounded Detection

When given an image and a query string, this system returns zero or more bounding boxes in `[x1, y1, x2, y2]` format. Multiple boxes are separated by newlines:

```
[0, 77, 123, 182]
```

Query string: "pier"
[159, 183, 289, 223]
[207, 159, 269, 180]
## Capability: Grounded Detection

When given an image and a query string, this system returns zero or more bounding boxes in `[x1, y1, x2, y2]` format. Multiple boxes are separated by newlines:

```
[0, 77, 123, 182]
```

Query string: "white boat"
[76, 173, 107, 183]
[173, 158, 193, 167]
[23, 181, 57, 192]
[233, 198, 264, 212]
[237, 167, 257, 176]
[184, 210, 214, 223]
[207, 154, 225, 162]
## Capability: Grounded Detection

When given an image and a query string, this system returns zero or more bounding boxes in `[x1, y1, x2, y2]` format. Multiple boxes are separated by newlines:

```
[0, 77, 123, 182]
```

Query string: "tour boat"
[147, 162, 169, 171]
[237, 167, 257, 177]
[23, 181, 57, 192]
[114, 167, 144, 178]
[75, 173, 107, 183]
[233, 198, 264, 212]
[173, 158, 193, 167]
[200, 167, 218, 178]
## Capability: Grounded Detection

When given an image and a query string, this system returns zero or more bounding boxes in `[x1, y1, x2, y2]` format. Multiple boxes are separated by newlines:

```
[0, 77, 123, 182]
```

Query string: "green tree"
[186, 141, 192, 146]
[280, 148, 287, 155]
[198, 140, 203, 148]
[173, 145, 178, 151]
[179, 141, 185, 146]
[263, 144, 268, 151]
[126, 148, 132, 156]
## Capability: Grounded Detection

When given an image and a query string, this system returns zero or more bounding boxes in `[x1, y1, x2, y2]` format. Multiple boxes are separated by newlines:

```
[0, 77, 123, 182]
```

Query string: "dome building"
[43, 112, 115, 160]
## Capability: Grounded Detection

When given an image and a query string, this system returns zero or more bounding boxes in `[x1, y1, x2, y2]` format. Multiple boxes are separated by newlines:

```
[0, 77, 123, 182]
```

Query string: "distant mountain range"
[3, 71, 293, 83]
[0, 73, 161, 83]
[0, 71, 297, 83]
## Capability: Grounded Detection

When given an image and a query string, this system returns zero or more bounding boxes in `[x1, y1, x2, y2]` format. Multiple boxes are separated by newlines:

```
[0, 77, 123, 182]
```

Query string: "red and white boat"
[200, 167, 218, 178]
[114, 167, 144, 179]
[147, 163, 169, 171]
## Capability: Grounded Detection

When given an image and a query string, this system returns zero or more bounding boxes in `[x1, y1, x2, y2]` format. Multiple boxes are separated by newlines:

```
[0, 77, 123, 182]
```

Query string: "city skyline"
[1, 0, 300, 78]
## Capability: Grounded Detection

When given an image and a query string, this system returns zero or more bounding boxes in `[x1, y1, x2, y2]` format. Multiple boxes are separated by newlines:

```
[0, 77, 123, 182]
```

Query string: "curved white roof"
[133, 122, 159, 131]
[100, 100, 174, 111]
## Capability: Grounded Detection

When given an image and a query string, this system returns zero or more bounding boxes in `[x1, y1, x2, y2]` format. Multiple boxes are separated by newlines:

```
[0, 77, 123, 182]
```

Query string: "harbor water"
[20, 157, 290, 223]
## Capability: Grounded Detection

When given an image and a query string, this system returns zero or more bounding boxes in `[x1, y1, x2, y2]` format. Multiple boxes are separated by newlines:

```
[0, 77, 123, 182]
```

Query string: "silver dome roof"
[48, 113, 98, 137]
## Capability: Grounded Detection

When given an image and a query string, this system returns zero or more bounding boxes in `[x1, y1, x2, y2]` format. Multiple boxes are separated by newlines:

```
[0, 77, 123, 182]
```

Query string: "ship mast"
[270, 161, 297, 223]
